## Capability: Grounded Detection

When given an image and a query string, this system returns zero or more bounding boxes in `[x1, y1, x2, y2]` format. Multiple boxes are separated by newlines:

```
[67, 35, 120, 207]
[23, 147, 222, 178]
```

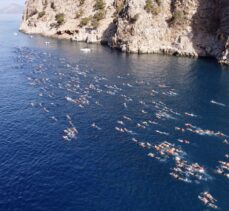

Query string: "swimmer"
[177, 139, 190, 144]
[184, 112, 198, 117]
[124, 128, 136, 135]
[146, 142, 152, 148]
[148, 120, 158, 125]
[51, 116, 58, 122]
[203, 192, 217, 202]
[43, 107, 49, 113]
[223, 139, 229, 144]
[142, 121, 149, 126]
[216, 168, 223, 174]
[155, 130, 169, 136]
[66, 114, 72, 121]
[139, 142, 146, 148]
[117, 120, 125, 125]
[91, 123, 102, 130]
[132, 138, 138, 143]
[148, 153, 155, 158]
[30, 102, 36, 107]
[210, 100, 226, 107]
[137, 123, 146, 129]
[170, 172, 179, 179]
[159, 84, 168, 88]
[115, 127, 125, 133]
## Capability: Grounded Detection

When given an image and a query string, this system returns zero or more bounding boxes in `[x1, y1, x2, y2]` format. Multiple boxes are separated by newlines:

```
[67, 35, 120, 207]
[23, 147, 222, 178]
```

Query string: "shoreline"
[20, 0, 229, 67]
[19, 29, 227, 66]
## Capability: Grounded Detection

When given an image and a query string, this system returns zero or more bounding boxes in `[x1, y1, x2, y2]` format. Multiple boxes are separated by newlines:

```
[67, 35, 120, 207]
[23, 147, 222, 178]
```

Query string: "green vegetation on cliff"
[144, 0, 161, 15]
[38, 11, 45, 19]
[55, 13, 65, 25]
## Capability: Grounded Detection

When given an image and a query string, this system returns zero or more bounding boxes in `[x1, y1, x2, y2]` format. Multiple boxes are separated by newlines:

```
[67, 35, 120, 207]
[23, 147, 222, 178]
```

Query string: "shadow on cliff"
[101, 22, 117, 46]
[190, 0, 220, 58]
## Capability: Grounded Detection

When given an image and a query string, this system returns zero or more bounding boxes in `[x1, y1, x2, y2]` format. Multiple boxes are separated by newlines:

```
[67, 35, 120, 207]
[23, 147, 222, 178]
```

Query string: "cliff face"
[219, 0, 229, 65]
[20, 0, 229, 65]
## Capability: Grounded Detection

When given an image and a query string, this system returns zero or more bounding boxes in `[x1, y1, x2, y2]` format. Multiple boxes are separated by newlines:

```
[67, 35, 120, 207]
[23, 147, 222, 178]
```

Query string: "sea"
[0, 14, 228, 211]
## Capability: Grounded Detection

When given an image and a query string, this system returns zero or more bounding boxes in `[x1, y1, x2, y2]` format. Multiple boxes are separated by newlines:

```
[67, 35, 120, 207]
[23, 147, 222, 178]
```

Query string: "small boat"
[80, 48, 91, 53]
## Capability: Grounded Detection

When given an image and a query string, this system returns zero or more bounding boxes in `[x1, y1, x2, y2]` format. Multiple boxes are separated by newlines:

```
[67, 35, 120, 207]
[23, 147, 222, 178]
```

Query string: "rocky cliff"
[20, 0, 229, 65]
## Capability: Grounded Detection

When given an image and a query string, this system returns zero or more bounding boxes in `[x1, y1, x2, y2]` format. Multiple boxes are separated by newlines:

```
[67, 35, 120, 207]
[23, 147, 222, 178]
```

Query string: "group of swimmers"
[63, 115, 78, 141]
[170, 157, 207, 183]
[216, 157, 229, 179]
[198, 192, 218, 209]
[19, 46, 229, 210]
[175, 123, 228, 138]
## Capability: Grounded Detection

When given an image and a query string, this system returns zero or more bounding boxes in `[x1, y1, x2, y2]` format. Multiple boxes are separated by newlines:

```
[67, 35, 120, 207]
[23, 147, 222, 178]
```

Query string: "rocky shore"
[20, 0, 229, 65]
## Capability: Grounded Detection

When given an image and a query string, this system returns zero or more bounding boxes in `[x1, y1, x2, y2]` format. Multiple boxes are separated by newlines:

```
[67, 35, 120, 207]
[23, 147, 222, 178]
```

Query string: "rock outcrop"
[20, 0, 229, 65]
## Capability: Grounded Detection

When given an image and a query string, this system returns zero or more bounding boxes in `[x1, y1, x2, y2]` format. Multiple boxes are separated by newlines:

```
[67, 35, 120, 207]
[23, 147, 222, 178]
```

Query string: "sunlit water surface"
[0, 15, 229, 211]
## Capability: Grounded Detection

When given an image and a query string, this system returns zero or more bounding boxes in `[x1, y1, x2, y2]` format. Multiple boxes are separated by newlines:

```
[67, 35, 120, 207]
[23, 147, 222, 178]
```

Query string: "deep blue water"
[0, 15, 229, 211]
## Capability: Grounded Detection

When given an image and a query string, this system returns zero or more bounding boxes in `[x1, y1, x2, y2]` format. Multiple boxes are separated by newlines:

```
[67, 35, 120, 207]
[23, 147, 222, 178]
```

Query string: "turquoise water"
[0, 15, 229, 210]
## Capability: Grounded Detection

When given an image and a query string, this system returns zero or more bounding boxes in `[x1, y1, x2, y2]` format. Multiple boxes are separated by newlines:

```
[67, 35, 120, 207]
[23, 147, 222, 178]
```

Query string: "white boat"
[80, 48, 91, 53]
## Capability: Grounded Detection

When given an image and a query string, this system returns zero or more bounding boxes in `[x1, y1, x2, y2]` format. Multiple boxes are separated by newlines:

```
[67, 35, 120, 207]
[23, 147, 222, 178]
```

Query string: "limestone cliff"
[20, 0, 229, 65]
